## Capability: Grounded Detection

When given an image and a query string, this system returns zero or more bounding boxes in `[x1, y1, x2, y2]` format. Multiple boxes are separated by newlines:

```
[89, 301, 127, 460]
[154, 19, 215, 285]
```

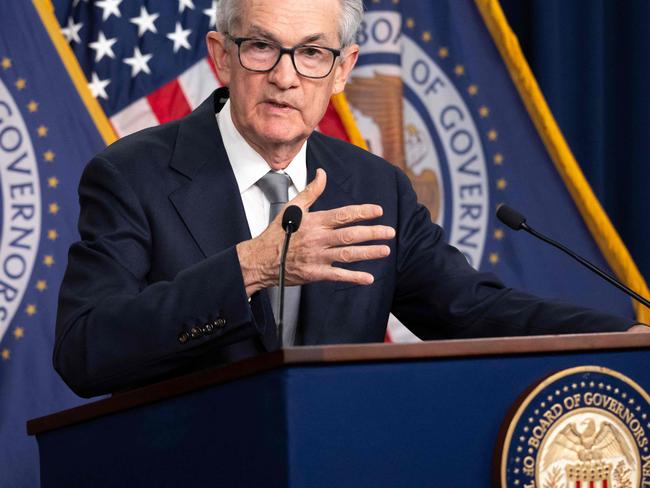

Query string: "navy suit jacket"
[55, 89, 632, 397]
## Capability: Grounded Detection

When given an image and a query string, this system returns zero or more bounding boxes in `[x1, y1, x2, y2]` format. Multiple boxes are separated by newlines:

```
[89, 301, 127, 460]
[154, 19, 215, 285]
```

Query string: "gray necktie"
[256, 171, 301, 346]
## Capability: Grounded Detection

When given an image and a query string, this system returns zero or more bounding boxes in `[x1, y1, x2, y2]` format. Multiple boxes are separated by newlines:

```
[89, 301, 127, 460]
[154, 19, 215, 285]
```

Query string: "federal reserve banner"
[0, 1, 108, 485]
[346, 0, 649, 342]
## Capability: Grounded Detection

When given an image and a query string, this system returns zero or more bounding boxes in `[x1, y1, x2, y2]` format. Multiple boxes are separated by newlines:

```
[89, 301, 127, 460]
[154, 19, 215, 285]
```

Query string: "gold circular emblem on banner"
[499, 366, 650, 487]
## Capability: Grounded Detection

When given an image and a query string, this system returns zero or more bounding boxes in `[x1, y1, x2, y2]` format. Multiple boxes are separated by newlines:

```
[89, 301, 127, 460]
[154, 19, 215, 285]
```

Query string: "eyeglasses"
[227, 35, 342, 79]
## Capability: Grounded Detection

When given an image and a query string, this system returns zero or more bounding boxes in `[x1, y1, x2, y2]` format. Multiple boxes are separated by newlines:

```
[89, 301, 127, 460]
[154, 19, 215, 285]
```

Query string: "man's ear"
[331, 44, 359, 95]
[206, 31, 231, 86]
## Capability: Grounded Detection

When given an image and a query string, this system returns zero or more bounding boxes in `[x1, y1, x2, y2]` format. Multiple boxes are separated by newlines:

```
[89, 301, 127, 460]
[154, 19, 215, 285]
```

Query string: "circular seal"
[347, 10, 490, 269]
[499, 366, 650, 487]
[0, 77, 42, 343]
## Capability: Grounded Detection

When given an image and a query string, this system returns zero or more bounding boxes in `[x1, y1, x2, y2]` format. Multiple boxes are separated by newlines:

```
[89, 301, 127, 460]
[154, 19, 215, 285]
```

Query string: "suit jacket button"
[202, 323, 214, 335]
[190, 326, 202, 339]
[178, 331, 190, 344]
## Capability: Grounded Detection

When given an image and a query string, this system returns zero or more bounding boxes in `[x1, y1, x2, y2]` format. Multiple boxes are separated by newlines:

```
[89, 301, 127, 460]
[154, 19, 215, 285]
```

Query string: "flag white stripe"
[178, 58, 221, 110]
[110, 97, 159, 137]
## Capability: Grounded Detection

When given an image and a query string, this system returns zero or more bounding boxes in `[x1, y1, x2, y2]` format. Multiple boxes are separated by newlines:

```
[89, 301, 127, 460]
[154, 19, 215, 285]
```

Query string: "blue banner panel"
[347, 0, 635, 320]
[0, 2, 106, 485]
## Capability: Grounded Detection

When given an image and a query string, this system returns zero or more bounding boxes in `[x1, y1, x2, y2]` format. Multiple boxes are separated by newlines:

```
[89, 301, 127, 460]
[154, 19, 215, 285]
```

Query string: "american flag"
[53, 0, 354, 139]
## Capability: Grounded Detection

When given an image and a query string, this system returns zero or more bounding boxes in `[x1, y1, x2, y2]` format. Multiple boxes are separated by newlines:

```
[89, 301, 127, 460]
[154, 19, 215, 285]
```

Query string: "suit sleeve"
[389, 168, 635, 339]
[54, 156, 260, 397]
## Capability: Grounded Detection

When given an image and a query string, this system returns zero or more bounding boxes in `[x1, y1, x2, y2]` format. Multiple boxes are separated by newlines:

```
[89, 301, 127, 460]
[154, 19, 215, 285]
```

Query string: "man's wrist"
[236, 239, 274, 296]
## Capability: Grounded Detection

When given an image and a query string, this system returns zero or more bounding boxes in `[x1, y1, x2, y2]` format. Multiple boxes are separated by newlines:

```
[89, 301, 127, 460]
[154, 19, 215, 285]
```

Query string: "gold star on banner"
[47, 229, 58, 241]
[15, 78, 26, 90]
[1, 57, 11, 69]
[37, 125, 48, 137]
[47, 176, 59, 188]
[479, 106, 490, 118]
[454, 65, 465, 76]
[26, 304, 37, 316]
[1, 349, 9, 361]
[13, 327, 24, 340]
[422, 31, 431, 42]
[494, 228, 504, 240]
[405, 18, 414, 29]
[36, 280, 47, 291]
[48, 202, 60, 215]
[43, 255, 55, 267]
[43, 150, 55, 162]
[487, 129, 498, 141]
[489, 253, 499, 265]
[27, 100, 38, 113]
[494, 153, 504, 165]
[497, 178, 508, 190]
[438, 47, 449, 58]
[467, 84, 478, 96]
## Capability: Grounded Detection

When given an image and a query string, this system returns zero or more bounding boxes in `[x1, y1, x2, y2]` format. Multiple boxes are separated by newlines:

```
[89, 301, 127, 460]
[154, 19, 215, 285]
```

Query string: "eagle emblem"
[543, 418, 636, 467]
[346, 73, 441, 222]
[540, 415, 637, 487]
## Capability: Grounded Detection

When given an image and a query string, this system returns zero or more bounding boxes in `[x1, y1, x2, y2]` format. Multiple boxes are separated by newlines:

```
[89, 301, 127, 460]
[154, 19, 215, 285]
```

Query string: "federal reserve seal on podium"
[499, 366, 650, 487]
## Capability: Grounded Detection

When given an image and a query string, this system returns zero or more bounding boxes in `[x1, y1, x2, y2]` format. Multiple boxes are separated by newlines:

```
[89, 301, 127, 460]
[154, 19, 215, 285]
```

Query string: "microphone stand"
[521, 222, 650, 309]
[277, 227, 293, 344]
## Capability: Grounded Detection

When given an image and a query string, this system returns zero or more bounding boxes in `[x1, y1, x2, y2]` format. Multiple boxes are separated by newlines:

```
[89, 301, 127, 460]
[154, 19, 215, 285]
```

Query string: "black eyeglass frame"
[226, 35, 342, 79]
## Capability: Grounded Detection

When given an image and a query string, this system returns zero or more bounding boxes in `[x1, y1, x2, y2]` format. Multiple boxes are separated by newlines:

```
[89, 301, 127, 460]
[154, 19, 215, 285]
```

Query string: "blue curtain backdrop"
[500, 0, 650, 286]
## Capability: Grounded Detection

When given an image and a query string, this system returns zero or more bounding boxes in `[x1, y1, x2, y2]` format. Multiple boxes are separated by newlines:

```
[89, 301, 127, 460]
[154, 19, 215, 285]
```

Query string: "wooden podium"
[28, 333, 650, 487]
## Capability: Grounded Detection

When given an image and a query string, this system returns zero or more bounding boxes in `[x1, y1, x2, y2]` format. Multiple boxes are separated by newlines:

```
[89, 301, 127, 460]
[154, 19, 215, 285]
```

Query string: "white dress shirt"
[216, 100, 307, 238]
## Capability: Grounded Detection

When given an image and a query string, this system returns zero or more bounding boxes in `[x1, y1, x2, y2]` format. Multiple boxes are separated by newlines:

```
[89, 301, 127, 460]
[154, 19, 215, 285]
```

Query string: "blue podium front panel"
[38, 372, 291, 487]
[283, 349, 650, 487]
[36, 347, 650, 487]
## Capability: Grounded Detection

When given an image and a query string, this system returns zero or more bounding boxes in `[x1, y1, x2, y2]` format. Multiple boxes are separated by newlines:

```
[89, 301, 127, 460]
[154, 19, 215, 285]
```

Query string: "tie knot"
[256, 171, 291, 205]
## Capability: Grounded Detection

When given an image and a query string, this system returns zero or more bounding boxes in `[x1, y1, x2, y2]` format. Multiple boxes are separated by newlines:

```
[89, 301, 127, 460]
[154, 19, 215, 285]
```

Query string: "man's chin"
[256, 127, 309, 148]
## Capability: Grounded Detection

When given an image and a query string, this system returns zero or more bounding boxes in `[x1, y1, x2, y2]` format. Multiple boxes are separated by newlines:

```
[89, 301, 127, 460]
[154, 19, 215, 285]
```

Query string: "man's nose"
[268, 52, 299, 89]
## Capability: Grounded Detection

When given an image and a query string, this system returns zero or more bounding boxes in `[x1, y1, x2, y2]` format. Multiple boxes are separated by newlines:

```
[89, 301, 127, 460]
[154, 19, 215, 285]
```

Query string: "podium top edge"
[27, 332, 650, 435]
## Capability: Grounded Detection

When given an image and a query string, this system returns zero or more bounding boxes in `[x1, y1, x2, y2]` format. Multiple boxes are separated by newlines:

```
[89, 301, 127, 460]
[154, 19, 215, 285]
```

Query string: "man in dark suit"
[55, 0, 643, 398]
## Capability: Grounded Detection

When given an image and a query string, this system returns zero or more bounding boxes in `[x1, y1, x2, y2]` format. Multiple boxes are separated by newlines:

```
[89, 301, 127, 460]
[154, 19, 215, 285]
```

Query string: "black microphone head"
[282, 205, 303, 233]
[496, 204, 527, 231]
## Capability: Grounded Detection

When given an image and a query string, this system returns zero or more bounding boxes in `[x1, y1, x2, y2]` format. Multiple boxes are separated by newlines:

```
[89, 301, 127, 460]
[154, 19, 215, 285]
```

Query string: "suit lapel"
[168, 89, 252, 258]
[298, 135, 357, 345]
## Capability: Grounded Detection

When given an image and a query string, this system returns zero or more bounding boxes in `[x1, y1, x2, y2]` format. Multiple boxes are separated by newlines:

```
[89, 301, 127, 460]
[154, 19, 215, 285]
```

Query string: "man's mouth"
[266, 100, 295, 110]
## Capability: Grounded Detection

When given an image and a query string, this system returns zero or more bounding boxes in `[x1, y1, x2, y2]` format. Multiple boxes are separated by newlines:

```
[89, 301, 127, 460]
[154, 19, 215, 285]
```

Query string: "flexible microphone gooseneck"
[496, 204, 650, 309]
[278, 205, 303, 343]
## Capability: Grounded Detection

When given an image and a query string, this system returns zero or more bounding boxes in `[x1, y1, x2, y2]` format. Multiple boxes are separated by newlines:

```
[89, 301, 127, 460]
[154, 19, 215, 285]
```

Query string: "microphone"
[281, 205, 303, 233]
[277, 205, 303, 344]
[496, 204, 650, 309]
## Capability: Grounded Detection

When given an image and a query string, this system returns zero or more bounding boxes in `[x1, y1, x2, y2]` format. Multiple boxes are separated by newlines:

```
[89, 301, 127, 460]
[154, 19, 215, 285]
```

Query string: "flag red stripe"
[319, 102, 350, 142]
[147, 79, 192, 124]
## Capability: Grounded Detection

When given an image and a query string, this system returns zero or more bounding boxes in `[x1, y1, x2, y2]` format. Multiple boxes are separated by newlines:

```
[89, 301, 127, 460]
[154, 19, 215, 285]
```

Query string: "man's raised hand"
[236, 169, 395, 296]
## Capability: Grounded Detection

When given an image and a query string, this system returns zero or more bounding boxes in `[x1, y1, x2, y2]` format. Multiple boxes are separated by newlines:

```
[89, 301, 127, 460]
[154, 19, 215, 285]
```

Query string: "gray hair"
[216, 0, 364, 47]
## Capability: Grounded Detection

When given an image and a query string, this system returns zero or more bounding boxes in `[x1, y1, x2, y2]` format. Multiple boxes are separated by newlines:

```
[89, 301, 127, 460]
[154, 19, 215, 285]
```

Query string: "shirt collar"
[217, 99, 307, 194]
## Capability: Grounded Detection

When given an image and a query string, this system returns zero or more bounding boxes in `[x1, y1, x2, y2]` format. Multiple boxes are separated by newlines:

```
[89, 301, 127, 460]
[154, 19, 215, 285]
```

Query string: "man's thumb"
[291, 168, 326, 210]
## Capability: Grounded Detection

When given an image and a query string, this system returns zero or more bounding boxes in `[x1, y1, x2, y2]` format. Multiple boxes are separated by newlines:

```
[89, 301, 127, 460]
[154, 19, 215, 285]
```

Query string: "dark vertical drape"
[500, 0, 650, 285]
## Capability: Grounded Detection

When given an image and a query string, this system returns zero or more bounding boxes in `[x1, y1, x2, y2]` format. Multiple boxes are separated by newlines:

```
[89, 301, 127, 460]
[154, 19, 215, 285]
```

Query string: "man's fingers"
[326, 245, 391, 264]
[329, 225, 395, 246]
[319, 204, 384, 227]
[290, 168, 327, 211]
[301, 266, 375, 286]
